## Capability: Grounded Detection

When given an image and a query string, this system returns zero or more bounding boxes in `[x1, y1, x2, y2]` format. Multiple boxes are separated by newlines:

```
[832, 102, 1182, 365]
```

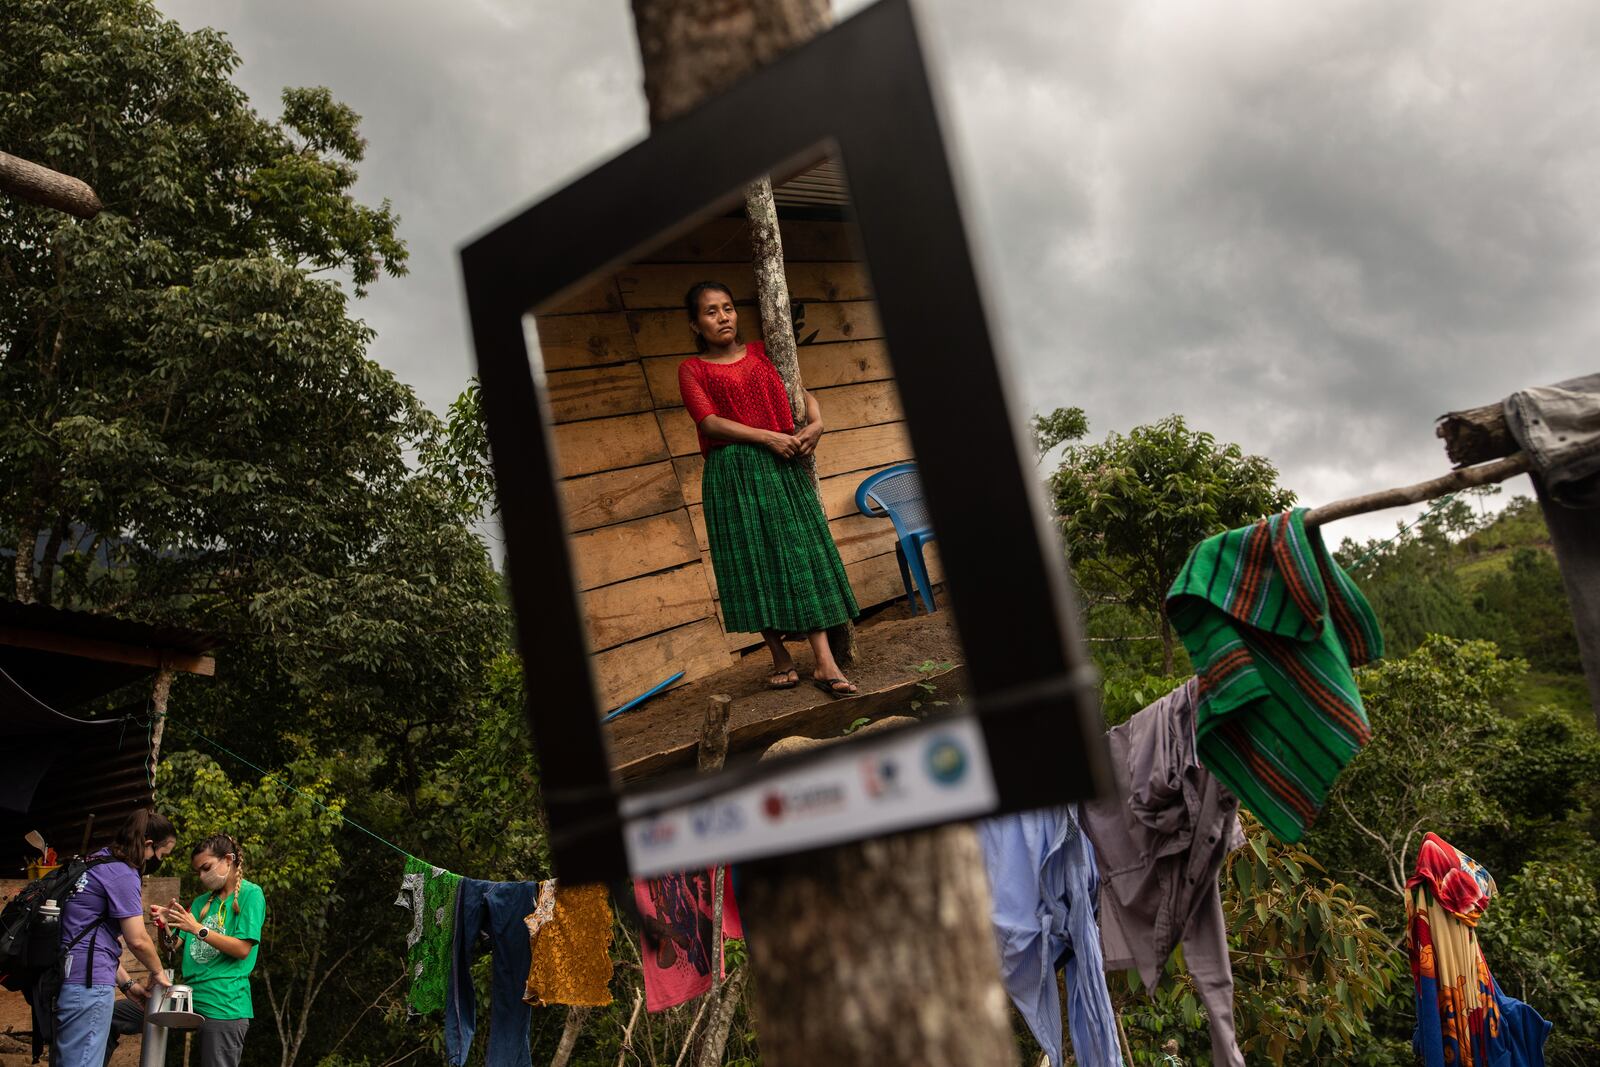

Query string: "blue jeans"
[446, 879, 540, 1067]
[54, 982, 115, 1067]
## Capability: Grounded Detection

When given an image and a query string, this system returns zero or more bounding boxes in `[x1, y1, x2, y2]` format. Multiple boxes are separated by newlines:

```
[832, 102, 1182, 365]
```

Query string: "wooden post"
[147, 665, 175, 780]
[699, 695, 732, 773]
[744, 176, 812, 484]
[0, 151, 102, 218]
[628, 7, 1017, 1064]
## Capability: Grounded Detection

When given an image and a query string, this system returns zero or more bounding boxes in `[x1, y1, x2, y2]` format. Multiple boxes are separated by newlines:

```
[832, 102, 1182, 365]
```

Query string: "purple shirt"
[59, 849, 143, 986]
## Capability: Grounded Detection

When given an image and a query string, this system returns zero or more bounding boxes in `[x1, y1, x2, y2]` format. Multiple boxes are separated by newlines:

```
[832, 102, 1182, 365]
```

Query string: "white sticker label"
[621, 716, 997, 878]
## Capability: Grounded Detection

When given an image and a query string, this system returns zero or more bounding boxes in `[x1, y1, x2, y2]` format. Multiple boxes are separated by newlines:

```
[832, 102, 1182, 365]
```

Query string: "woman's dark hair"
[109, 809, 176, 871]
[684, 281, 737, 353]
[193, 833, 246, 917]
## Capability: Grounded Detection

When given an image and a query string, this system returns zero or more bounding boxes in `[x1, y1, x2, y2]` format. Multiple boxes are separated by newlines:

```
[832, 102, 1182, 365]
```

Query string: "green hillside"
[1335, 493, 1589, 719]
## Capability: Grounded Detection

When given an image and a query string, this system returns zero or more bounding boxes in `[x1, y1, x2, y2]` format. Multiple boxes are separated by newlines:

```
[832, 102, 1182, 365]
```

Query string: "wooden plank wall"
[535, 216, 942, 711]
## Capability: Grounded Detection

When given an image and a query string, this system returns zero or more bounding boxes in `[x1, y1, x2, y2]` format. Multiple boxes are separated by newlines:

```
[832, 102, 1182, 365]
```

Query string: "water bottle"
[27, 899, 61, 967]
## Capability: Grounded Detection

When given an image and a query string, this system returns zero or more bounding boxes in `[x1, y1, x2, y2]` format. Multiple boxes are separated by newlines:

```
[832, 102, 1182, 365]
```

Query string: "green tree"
[1308, 636, 1521, 903]
[1, 0, 409, 611]
[1047, 415, 1295, 671]
[1030, 405, 1089, 461]
[1119, 815, 1407, 1066]
[3, 6, 520, 1065]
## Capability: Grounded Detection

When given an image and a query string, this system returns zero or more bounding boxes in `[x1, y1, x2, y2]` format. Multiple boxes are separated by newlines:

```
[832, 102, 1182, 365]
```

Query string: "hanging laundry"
[1167, 507, 1384, 842]
[634, 869, 743, 1012]
[1408, 833, 1550, 1067]
[524, 880, 614, 1008]
[444, 880, 541, 1067]
[978, 806, 1122, 1067]
[1080, 679, 1248, 1067]
[1502, 373, 1600, 720]
[395, 856, 463, 1017]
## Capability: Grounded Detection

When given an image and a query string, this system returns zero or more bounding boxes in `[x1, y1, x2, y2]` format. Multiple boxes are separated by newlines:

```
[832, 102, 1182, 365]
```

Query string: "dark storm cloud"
[158, 0, 1600, 540]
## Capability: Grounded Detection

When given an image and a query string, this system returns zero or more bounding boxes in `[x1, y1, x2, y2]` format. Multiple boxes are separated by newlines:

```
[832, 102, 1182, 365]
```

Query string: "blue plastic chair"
[855, 462, 938, 613]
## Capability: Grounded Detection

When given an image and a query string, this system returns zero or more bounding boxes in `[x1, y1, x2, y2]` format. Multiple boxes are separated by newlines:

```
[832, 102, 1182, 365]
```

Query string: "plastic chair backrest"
[855, 463, 933, 538]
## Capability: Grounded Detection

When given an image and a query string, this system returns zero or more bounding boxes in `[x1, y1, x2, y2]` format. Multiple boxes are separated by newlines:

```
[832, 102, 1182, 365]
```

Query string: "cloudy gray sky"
[157, 0, 1600, 545]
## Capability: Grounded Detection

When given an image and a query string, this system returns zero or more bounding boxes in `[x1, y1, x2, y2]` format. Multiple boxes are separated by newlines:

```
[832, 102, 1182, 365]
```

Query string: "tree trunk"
[0, 151, 102, 219]
[629, 7, 1012, 1066]
[628, 1, 831, 126]
[35, 516, 66, 608]
[739, 826, 1018, 1067]
[147, 666, 175, 769]
[551, 1006, 591, 1067]
[744, 175, 856, 666]
[693, 967, 748, 1067]
[1159, 609, 1174, 675]
[13, 531, 34, 604]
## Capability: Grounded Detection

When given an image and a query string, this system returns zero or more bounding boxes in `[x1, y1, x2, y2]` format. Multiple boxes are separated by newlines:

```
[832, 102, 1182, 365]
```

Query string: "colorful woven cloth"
[395, 856, 462, 1016]
[1167, 508, 1383, 842]
[524, 881, 615, 1007]
[1408, 833, 1550, 1067]
[702, 443, 858, 635]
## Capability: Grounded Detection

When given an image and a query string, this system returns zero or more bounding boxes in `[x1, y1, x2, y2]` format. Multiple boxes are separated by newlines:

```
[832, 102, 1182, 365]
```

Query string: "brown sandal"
[768, 668, 799, 690]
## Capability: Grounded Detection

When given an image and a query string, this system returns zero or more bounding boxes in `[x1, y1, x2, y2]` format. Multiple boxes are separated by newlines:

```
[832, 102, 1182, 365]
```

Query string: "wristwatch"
[118, 979, 133, 994]
[197, 926, 210, 940]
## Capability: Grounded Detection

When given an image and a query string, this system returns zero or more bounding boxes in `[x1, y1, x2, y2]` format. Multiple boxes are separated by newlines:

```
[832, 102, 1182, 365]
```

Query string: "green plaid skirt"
[703, 444, 859, 635]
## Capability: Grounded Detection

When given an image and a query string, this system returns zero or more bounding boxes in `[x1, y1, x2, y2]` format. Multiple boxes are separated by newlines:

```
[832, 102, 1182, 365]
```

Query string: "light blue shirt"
[979, 806, 1123, 1067]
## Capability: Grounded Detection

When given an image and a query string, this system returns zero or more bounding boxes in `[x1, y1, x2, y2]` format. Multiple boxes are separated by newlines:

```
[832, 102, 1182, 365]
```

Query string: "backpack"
[0, 854, 118, 1060]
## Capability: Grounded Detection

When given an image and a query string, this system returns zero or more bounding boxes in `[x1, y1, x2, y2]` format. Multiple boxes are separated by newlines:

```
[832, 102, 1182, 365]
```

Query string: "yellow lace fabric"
[523, 881, 614, 1007]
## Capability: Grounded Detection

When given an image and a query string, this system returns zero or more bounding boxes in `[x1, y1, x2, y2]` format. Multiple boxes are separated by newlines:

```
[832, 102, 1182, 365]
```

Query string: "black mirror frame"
[461, 0, 1110, 882]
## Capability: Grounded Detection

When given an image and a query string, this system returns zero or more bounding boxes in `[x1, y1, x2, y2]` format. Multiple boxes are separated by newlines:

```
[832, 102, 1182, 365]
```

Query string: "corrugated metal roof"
[773, 158, 851, 208]
[0, 600, 220, 655]
[0, 602, 213, 862]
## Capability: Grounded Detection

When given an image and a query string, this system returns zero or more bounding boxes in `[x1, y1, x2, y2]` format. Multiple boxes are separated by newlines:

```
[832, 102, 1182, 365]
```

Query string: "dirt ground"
[0, 986, 141, 1067]
[604, 597, 964, 773]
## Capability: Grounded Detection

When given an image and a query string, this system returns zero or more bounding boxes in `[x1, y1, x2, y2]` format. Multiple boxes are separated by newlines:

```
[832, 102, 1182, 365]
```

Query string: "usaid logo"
[924, 735, 968, 787]
[690, 801, 744, 838]
[636, 818, 678, 849]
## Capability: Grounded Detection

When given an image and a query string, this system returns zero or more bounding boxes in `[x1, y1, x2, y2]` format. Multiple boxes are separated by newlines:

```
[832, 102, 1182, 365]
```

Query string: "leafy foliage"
[1046, 415, 1295, 669]
[1120, 815, 1408, 1066]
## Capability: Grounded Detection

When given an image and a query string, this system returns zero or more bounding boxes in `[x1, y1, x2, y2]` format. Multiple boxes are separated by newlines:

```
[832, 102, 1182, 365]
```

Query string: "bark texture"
[629, 0, 831, 125]
[740, 826, 1019, 1067]
[550, 1006, 591, 1067]
[693, 967, 749, 1067]
[0, 150, 102, 218]
[1436, 402, 1516, 467]
[1302, 453, 1531, 528]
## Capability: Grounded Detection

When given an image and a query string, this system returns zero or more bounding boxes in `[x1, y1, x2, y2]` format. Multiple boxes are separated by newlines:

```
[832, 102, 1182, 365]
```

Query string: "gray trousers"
[105, 999, 249, 1067]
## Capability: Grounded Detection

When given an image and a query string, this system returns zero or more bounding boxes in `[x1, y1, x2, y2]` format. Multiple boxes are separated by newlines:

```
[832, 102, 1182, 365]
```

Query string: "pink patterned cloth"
[633, 870, 744, 1011]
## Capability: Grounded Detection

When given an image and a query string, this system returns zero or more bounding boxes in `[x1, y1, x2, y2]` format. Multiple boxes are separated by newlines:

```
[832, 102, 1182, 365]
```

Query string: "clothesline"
[166, 718, 420, 864]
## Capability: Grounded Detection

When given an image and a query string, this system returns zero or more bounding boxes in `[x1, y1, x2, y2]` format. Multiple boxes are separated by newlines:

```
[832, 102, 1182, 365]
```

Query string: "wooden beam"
[1436, 401, 1515, 467]
[0, 626, 215, 676]
[0, 151, 102, 219]
[1303, 454, 1531, 528]
[613, 664, 967, 783]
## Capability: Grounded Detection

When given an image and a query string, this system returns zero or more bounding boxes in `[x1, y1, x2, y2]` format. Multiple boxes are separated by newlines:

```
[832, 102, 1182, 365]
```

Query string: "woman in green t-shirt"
[154, 833, 266, 1067]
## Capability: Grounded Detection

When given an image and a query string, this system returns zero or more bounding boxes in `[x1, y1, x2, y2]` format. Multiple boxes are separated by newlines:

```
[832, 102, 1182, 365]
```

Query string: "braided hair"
[192, 833, 244, 919]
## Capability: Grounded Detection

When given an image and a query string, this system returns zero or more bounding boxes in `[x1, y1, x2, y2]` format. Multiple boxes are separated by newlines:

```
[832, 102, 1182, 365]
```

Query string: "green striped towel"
[1166, 508, 1383, 842]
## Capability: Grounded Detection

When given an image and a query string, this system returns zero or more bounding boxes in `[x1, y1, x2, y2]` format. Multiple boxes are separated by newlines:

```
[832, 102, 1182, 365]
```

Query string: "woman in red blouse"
[677, 281, 859, 696]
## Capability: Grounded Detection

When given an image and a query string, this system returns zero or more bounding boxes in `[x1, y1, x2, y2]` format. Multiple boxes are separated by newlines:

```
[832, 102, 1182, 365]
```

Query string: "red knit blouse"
[676, 342, 796, 457]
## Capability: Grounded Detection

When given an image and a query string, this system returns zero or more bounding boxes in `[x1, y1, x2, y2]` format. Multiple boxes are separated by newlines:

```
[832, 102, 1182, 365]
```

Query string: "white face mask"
[198, 859, 231, 892]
